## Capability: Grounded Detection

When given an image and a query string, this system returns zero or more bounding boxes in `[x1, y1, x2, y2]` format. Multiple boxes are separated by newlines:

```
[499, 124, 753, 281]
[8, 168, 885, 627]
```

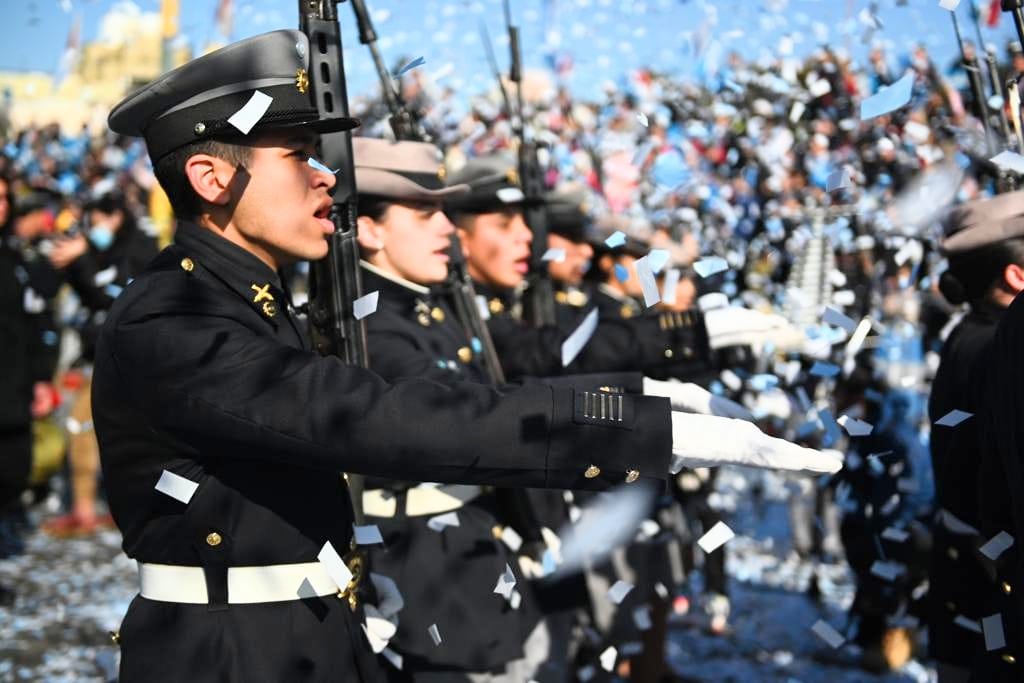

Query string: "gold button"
[180, 257, 194, 272]
[206, 532, 222, 547]
[1002, 654, 1016, 664]
[625, 469, 640, 483]
[492, 525, 504, 540]
[567, 290, 588, 307]
[418, 312, 431, 327]
[664, 349, 674, 359]
[620, 305, 634, 319]
[489, 298, 504, 315]
[431, 306, 445, 322]
[193, 122, 206, 135]
[683, 347, 694, 359]
[457, 346, 472, 363]
[947, 547, 959, 560]
[1003, 582, 1013, 595]
[109, 631, 120, 645]
[584, 465, 601, 479]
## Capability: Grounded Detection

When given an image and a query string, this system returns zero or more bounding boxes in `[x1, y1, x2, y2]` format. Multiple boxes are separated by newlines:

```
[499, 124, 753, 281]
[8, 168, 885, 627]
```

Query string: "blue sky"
[2, 0, 1023, 99]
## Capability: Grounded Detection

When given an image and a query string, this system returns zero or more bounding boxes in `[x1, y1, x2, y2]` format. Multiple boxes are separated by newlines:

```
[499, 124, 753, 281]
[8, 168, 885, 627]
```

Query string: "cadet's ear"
[1004, 262, 1024, 295]
[184, 154, 236, 208]
[356, 215, 384, 252]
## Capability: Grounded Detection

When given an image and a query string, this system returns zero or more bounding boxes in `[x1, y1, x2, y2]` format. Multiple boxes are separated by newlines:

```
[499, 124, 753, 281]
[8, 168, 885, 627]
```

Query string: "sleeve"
[64, 250, 116, 312]
[105, 278, 672, 492]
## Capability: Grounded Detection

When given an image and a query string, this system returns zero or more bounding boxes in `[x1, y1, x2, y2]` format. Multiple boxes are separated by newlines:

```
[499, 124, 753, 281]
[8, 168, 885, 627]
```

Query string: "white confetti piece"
[661, 268, 681, 305]
[542, 248, 566, 262]
[362, 604, 397, 653]
[809, 78, 832, 98]
[939, 0, 962, 10]
[698, 292, 729, 311]
[353, 524, 383, 545]
[954, 615, 982, 633]
[353, 290, 380, 320]
[789, 100, 806, 124]
[980, 531, 1015, 561]
[604, 231, 626, 248]
[654, 582, 669, 600]
[869, 560, 904, 582]
[860, 72, 914, 120]
[227, 90, 273, 135]
[826, 168, 849, 192]
[823, 305, 858, 333]
[381, 647, 403, 670]
[697, 521, 735, 554]
[989, 151, 1024, 174]
[633, 605, 652, 631]
[561, 308, 599, 366]
[607, 580, 634, 605]
[498, 525, 523, 552]
[935, 409, 972, 427]
[496, 187, 525, 203]
[317, 540, 353, 590]
[494, 563, 516, 599]
[599, 646, 617, 672]
[634, 254, 661, 307]
[983, 614, 1006, 651]
[881, 527, 910, 543]
[509, 589, 522, 609]
[426, 511, 460, 532]
[637, 112, 649, 127]
[811, 619, 846, 648]
[837, 414, 873, 437]
[428, 623, 442, 646]
[693, 256, 729, 278]
[154, 470, 198, 505]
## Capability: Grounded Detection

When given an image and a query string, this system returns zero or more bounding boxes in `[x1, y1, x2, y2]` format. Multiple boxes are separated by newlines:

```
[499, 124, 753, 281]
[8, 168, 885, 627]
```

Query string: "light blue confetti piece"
[809, 361, 840, 378]
[817, 408, 843, 447]
[647, 249, 670, 274]
[308, 157, 338, 174]
[393, 56, 426, 78]
[748, 374, 779, 392]
[935, 409, 972, 427]
[634, 255, 662, 307]
[542, 247, 566, 262]
[614, 263, 630, 282]
[693, 256, 728, 279]
[470, 337, 482, 353]
[3, 142, 17, 158]
[955, 152, 971, 169]
[353, 290, 379, 320]
[605, 231, 626, 248]
[859, 72, 914, 120]
[104, 283, 124, 299]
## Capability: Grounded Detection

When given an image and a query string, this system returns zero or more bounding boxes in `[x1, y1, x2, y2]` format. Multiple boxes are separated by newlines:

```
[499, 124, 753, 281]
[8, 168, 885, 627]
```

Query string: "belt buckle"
[337, 544, 365, 612]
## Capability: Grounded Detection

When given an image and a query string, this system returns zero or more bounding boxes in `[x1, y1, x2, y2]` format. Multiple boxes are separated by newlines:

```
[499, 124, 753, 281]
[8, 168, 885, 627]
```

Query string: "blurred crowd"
[3, 35, 1024, 675]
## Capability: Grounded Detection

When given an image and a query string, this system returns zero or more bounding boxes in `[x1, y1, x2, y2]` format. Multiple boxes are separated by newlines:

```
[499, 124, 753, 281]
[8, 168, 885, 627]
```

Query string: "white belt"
[138, 561, 339, 604]
[363, 484, 483, 518]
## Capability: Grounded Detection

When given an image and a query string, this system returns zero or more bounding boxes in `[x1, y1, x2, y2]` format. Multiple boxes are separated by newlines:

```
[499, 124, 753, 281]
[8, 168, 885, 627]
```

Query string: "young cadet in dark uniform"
[927, 193, 1024, 683]
[96, 31, 688, 683]
[92, 30, 845, 683]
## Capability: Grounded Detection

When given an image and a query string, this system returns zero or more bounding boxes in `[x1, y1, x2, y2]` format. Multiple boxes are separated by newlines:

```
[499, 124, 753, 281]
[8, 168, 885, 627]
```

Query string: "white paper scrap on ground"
[542, 248, 566, 262]
[353, 524, 383, 545]
[428, 623, 442, 646]
[811, 619, 846, 648]
[154, 470, 199, 504]
[227, 90, 273, 134]
[980, 531, 1015, 561]
[561, 308, 599, 366]
[353, 290, 380, 320]
[607, 580, 634, 605]
[318, 541, 353, 590]
[599, 646, 617, 672]
[935, 409, 973, 427]
[983, 614, 1007, 651]
[494, 564, 516, 599]
[697, 521, 735, 554]
[427, 511, 460, 532]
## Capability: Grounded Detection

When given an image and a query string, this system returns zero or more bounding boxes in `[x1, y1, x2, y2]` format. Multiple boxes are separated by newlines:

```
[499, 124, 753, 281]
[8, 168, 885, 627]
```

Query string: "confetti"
[496, 187, 525, 203]
[693, 256, 729, 278]
[561, 308, 599, 366]
[604, 231, 626, 248]
[989, 151, 1024, 174]
[317, 541, 354, 590]
[353, 290, 380, 320]
[428, 623, 442, 646]
[837, 414, 873, 437]
[607, 580, 634, 605]
[308, 157, 339, 174]
[614, 263, 630, 282]
[393, 56, 426, 78]
[154, 470, 198, 505]
[983, 614, 1006, 651]
[935, 409, 972, 427]
[790, 101, 806, 124]
[662, 268, 681, 305]
[860, 72, 914, 120]
[353, 524, 383, 545]
[227, 90, 273, 135]
[811, 619, 846, 648]
[697, 521, 735, 554]
[939, 0, 962, 10]
[809, 361, 840, 378]
[698, 292, 729, 311]
[599, 646, 617, 672]
[498, 525, 523, 552]
[494, 564, 516, 599]
[817, 408, 843, 446]
[823, 305, 858, 333]
[637, 112, 649, 127]
[870, 560, 904, 582]
[634, 254, 661, 307]
[647, 249, 670, 274]
[633, 605, 652, 631]
[881, 527, 910, 543]
[381, 648, 403, 670]
[826, 168, 849, 192]
[808, 78, 832, 98]
[542, 248, 566, 262]
[980, 531, 1015, 561]
[954, 615, 982, 633]
[551, 485, 656, 577]
[426, 511, 460, 532]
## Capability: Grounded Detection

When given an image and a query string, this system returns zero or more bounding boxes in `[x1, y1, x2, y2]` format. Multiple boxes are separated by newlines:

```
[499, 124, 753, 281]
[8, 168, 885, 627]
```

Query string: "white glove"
[362, 572, 404, 654]
[669, 412, 843, 474]
[704, 307, 805, 352]
[643, 377, 754, 421]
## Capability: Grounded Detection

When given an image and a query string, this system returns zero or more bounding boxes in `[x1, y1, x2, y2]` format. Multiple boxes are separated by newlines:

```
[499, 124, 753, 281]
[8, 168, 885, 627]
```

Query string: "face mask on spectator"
[88, 224, 115, 251]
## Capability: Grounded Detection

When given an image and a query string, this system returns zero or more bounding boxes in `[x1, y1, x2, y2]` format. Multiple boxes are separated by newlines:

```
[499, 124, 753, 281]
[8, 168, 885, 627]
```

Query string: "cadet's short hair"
[940, 237, 1024, 305]
[153, 140, 252, 219]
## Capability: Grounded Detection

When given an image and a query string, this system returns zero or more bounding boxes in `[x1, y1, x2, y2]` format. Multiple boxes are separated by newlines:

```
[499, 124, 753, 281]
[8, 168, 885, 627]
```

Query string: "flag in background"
[987, 0, 1001, 28]
[56, 13, 81, 82]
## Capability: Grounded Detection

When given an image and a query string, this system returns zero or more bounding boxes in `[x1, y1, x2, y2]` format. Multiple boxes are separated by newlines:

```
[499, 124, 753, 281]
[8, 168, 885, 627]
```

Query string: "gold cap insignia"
[437, 165, 447, 181]
[296, 68, 309, 94]
[505, 169, 520, 186]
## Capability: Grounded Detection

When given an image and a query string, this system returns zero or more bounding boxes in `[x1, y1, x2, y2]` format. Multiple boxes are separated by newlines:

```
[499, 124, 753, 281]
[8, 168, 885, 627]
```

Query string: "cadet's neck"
[195, 215, 282, 272]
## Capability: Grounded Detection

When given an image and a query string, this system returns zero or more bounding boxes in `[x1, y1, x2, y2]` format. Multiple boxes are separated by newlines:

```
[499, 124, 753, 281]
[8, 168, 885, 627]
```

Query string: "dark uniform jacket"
[927, 301, 1002, 667]
[93, 221, 672, 683]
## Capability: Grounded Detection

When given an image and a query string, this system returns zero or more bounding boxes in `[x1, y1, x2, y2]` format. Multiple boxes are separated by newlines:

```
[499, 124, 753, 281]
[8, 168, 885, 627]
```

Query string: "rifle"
[503, 0, 556, 327]
[298, 0, 368, 518]
[951, 9, 995, 154]
[348, 0, 507, 385]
